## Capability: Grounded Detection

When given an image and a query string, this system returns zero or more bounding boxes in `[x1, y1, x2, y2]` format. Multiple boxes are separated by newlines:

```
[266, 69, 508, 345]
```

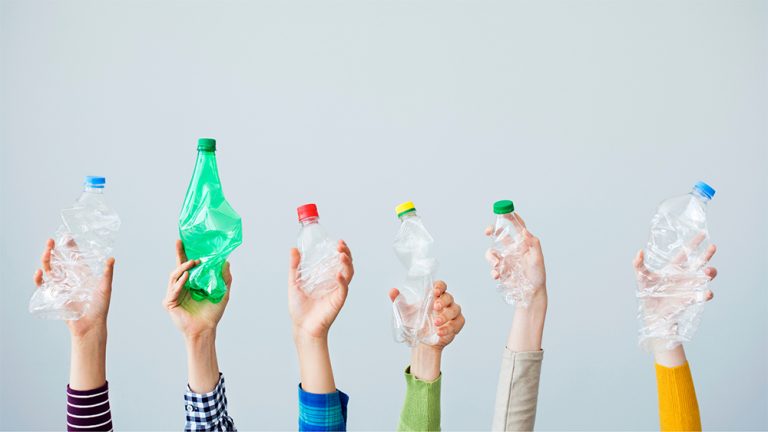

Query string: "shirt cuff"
[184, 373, 237, 431]
[67, 382, 113, 432]
[298, 384, 349, 431]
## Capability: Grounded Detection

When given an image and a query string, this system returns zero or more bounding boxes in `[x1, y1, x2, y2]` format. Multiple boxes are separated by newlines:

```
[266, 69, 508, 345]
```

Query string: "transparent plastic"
[29, 184, 120, 320]
[490, 211, 535, 306]
[637, 185, 714, 351]
[392, 210, 439, 346]
[179, 146, 242, 303]
[297, 216, 341, 296]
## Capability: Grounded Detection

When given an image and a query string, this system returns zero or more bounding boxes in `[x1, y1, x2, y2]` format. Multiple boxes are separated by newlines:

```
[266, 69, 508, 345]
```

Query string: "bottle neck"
[300, 217, 319, 226]
[691, 189, 711, 203]
[83, 186, 104, 194]
[398, 211, 418, 221]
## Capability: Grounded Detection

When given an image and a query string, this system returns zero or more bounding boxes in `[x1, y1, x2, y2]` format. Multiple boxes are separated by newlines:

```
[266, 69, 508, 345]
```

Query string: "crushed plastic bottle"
[637, 181, 716, 351]
[392, 201, 439, 347]
[296, 203, 341, 296]
[29, 176, 121, 320]
[489, 200, 535, 306]
[178, 138, 242, 303]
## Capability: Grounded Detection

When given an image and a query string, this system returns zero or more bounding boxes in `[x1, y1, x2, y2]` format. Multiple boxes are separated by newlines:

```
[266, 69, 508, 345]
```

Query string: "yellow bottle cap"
[395, 201, 416, 217]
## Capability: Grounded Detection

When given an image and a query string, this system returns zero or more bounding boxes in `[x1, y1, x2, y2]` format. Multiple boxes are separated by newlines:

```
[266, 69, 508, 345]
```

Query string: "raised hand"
[485, 215, 547, 302]
[288, 240, 354, 340]
[164, 240, 231, 338]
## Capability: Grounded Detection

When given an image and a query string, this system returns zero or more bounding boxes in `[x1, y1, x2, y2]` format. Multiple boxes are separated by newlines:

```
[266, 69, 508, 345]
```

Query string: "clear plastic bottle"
[29, 176, 121, 320]
[392, 201, 438, 346]
[637, 181, 716, 350]
[490, 200, 534, 306]
[296, 203, 341, 296]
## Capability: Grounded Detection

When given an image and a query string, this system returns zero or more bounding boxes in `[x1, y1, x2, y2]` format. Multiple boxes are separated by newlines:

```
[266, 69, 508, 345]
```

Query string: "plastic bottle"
[29, 176, 121, 320]
[637, 181, 716, 350]
[296, 203, 341, 296]
[490, 200, 534, 306]
[178, 138, 242, 303]
[392, 201, 439, 346]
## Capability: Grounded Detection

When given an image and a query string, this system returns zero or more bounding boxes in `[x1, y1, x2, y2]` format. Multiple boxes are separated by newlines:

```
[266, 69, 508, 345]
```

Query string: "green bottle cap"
[198, 138, 216, 152]
[493, 200, 515, 214]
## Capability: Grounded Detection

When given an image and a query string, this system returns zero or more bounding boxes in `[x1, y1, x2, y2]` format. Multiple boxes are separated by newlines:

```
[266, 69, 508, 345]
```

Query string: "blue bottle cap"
[693, 181, 715, 200]
[85, 176, 106, 188]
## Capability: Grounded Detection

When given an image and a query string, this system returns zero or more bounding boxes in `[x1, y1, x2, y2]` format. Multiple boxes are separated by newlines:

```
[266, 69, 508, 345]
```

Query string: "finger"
[485, 249, 500, 266]
[434, 292, 454, 311]
[704, 267, 718, 280]
[338, 240, 352, 261]
[704, 289, 714, 302]
[433, 280, 447, 298]
[491, 269, 500, 280]
[388, 288, 400, 303]
[434, 303, 461, 326]
[41, 238, 54, 273]
[165, 271, 189, 308]
[336, 271, 350, 297]
[222, 261, 232, 286]
[169, 259, 199, 284]
[339, 252, 354, 283]
[484, 225, 493, 237]
[175, 240, 188, 266]
[33, 269, 43, 287]
[102, 258, 116, 294]
[633, 250, 648, 273]
[515, 213, 527, 228]
[702, 244, 717, 263]
[288, 248, 301, 285]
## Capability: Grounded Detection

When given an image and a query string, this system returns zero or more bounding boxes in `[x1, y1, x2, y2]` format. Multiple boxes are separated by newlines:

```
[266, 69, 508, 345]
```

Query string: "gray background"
[1, 0, 766, 430]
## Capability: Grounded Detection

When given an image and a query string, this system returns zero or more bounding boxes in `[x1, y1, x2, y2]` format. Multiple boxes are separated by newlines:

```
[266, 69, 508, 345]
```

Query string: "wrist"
[410, 344, 442, 381]
[516, 286, 548, 314]
[184, 328, 216, 346]
[71, 326, 107, 348]
[508, 286, 547, 352]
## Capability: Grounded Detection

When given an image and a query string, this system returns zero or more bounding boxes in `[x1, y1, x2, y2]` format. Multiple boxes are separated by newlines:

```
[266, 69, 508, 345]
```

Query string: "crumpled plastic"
[392, 213, 438, 347]
[488, 212, 535, 307]
[298, 231, 341, 297]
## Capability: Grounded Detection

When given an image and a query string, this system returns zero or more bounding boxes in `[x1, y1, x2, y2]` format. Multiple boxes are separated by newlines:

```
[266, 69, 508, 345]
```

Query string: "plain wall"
[1, 0, 766, 430]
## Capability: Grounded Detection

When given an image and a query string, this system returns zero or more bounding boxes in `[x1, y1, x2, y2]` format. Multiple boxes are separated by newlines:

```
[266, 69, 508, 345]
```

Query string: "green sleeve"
[397, 366, 442, 432]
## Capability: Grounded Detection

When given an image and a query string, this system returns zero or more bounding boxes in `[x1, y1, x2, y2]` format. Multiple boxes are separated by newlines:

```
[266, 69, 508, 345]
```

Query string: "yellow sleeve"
[655, 362, 702, 431]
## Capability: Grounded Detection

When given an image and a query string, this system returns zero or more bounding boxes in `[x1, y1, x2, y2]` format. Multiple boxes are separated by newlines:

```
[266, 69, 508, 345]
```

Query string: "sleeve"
[397, 366, 441, 432]
[297, 384, 349, 431]
[655, 362, 702, 431]
[67, 381, 113, 432]
[184, 373, 237, 431]
[492, 349, 544, 432]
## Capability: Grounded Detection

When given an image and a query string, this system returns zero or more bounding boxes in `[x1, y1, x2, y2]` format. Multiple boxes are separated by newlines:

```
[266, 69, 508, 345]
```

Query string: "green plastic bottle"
[178, 138, 242, 303]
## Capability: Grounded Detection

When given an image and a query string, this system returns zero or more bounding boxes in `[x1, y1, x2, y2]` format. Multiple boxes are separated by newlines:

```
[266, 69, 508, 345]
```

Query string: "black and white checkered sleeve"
[184, 373, 237, 431]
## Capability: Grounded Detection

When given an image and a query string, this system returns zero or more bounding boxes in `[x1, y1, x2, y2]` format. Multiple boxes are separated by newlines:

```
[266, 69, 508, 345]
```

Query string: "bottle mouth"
[297, 203, 319, 222]
[396, 201, 416, 218]
[197, 138, 216, 152]
[84, 176, 106, 189]
[693, 181, 715, 200]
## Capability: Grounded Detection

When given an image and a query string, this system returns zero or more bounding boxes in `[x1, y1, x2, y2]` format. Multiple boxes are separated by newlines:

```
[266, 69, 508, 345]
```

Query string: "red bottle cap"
[297, 203, 319, 222]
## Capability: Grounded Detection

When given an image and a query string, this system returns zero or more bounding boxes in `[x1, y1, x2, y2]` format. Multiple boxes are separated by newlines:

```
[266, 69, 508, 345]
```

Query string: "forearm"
[185, 330, 220, 393]
[507, 290, 547, 352]
[654, 344, 687, 367]
[654, 346, 701, 432]
[69, 327, 107, 390]
[295, 333, 336, 393]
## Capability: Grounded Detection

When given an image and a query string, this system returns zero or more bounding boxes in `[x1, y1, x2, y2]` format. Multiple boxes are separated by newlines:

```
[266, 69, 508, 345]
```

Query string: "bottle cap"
[297, 203, 319, 222]
[493, 200, 514, 214]
[396, 201, 416, 217]
[693, 181, 715, 200]
[85, 176, 106, 188]
[198, 138, 216, 152]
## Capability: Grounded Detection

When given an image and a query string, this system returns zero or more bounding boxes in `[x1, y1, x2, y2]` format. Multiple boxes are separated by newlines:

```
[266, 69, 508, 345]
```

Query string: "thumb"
[288, 248, 301, 285]
[102, 258, 116, 291]
[388, 288, 400, 303]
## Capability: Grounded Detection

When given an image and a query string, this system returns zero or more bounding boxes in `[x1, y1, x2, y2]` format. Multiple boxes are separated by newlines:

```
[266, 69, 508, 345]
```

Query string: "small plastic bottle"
[296, 203, 341, 296]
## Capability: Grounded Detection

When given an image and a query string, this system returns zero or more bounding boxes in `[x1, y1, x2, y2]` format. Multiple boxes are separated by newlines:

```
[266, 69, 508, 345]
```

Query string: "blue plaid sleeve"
[298, 384, 349, 431]
[184, 373, 237, 431]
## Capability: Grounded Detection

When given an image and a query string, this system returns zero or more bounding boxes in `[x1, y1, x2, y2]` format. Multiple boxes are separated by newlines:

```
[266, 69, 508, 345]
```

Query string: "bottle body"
[638, 183, 714, 350]
[392, 207, 438, 346]
[297, 217, 340, 296]
[178, 140, 242, 303]
[30, 180, 121, 319]
[491, 211, 534, 306]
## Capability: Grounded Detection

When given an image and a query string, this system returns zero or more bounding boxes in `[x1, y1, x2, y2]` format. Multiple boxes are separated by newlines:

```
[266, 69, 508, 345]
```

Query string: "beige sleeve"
[492, 349, 544, 432]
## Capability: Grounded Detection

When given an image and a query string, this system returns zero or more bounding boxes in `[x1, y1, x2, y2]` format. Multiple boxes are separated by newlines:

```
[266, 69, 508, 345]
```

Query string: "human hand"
[485, 217, 547, 308]
[33, 238, 115, 339]
[288, 240, 354, 342]
[163, 240, 231, 340]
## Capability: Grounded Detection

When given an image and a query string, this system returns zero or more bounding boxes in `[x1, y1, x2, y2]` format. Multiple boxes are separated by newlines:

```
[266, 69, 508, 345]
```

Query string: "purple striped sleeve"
[67, 382, 113, 432]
